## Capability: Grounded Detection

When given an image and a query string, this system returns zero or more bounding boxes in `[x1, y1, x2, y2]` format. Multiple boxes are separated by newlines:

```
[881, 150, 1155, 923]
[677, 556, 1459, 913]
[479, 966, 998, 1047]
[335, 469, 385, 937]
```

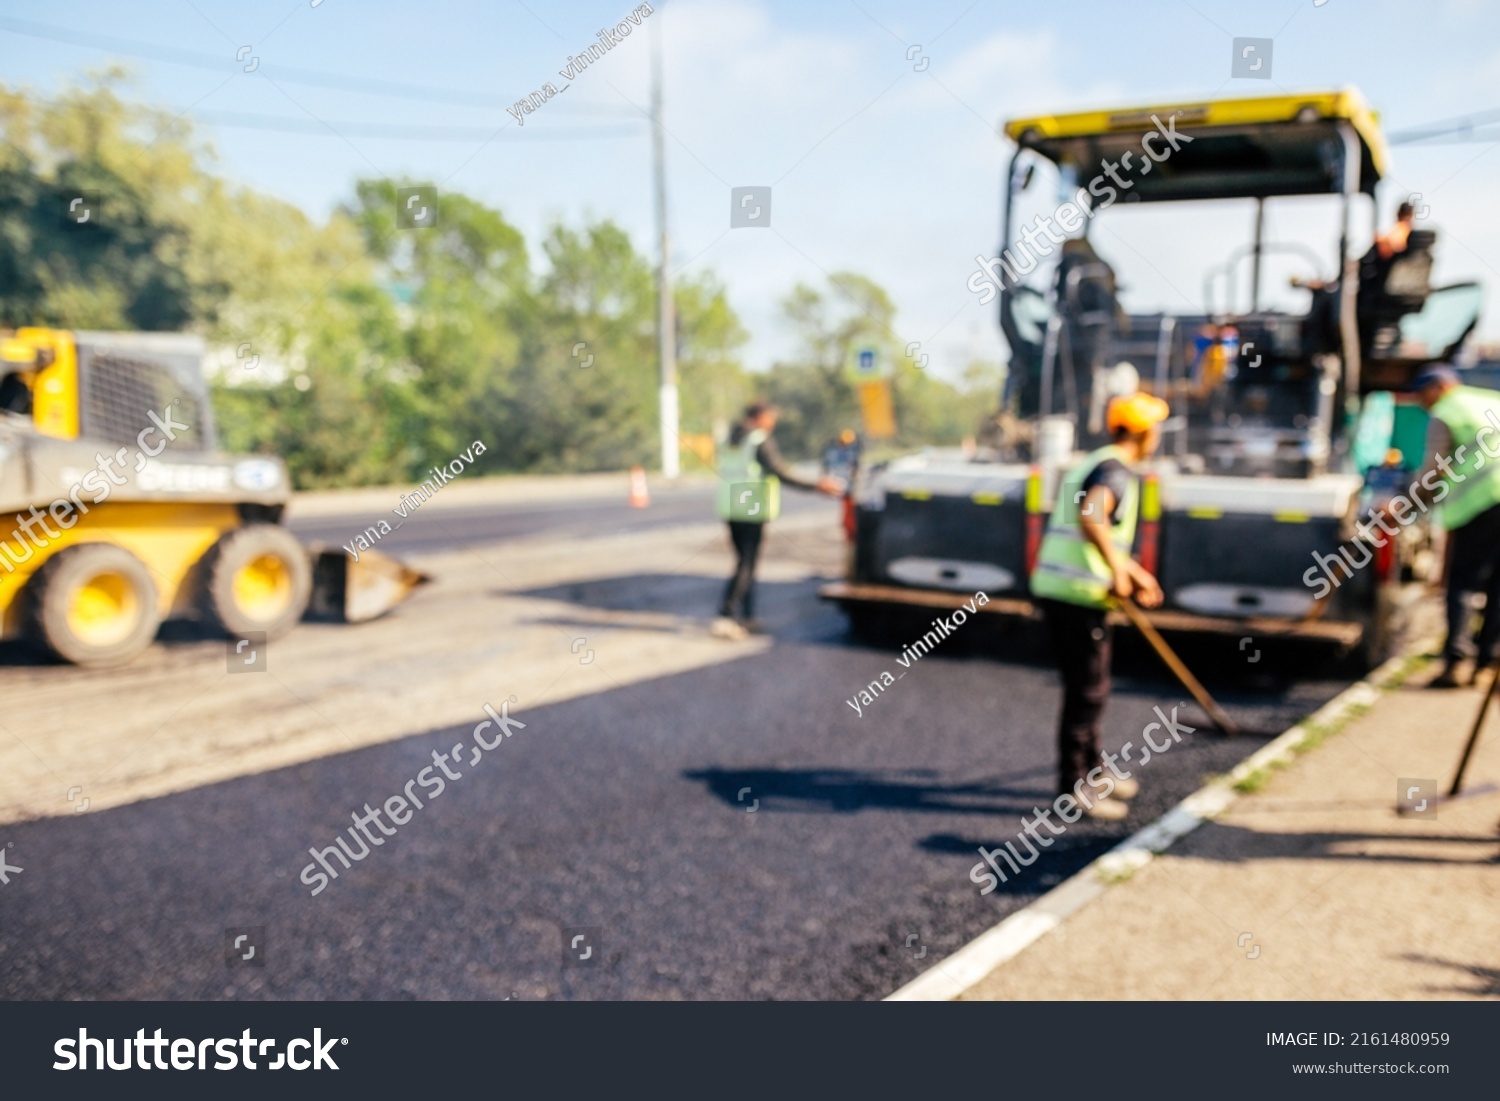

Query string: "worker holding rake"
[1030, 392, 1171, 821]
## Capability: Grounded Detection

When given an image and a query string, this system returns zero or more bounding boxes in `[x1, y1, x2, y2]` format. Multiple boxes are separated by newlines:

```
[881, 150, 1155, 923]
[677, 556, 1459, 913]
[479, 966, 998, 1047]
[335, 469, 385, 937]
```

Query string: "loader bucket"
[307, 546, 430, 623]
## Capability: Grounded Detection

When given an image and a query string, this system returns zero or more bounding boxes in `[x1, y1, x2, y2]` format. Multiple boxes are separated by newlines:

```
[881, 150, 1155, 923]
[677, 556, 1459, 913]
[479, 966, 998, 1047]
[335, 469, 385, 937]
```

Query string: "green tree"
[674, 270, 750, 466]
[764, 272, 986, 458]
[0, 75, 414, 487]
[508, 220, 657, 471]
[0, 73, 202, 330]
[347, 178, 531, 477]
[213, 280, 411, 488]
[0, 78, 754, 487]
[762, 274, 876, 457]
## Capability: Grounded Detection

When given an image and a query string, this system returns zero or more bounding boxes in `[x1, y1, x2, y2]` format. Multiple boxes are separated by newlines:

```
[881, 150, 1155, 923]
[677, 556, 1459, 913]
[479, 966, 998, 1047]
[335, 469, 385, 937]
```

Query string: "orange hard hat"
[1106, 392, 1170, 435]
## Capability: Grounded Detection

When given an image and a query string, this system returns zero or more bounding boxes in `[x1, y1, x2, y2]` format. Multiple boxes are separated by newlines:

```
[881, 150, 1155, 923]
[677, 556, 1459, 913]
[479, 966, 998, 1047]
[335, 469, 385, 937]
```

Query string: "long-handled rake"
[1449, 661, 1497, 796]
[1396, 659, 1500, 814]
[1115, 598, 1241, 736]
[1416, 660, 1500, 804]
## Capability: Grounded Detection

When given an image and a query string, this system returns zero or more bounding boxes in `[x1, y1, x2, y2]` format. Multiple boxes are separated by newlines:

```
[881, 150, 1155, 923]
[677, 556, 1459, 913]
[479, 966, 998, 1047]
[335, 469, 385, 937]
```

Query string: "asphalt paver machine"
[824, 89, 1481, 665]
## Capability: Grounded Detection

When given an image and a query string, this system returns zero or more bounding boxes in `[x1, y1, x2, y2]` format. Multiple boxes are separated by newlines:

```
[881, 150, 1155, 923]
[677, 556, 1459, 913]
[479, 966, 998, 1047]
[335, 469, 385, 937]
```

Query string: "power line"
[187, 109, 642, 142]
[1392, 132, 1500, 145]
[0, 14, 632, 116]
[1389, 108, 1500, 145]
[0, 15, 495, 107]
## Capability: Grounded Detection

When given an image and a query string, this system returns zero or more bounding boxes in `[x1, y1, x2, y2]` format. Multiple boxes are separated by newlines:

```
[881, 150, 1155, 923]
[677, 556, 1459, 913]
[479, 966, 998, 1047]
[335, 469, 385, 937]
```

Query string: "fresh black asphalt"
[0, 495, 1352, 1000]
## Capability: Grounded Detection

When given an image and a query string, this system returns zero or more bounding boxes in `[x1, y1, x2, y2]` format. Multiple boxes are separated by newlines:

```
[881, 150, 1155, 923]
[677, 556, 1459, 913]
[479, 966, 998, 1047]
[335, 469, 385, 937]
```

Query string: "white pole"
[651, 14, 679, 478]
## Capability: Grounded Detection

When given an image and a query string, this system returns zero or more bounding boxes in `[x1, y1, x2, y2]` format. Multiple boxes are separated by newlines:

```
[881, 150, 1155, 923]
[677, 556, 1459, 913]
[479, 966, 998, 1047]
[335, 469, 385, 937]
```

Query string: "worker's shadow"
[514, 573, 1335, 679]
[1400, 954, 1500, 998]
[516, 572, 846, 643]
[1172, 820, 1500, 867]
[685, 764, 1060, 818]
[918, 817, 1500, 892]
[517, 572, 1049, 658]
[686, 766, 1123, 898]
[518, 573, 725, 615]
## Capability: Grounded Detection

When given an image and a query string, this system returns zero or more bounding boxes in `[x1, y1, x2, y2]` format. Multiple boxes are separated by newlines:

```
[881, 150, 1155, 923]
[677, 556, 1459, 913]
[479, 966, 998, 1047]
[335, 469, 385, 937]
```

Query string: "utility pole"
[651, 15, 679, 478]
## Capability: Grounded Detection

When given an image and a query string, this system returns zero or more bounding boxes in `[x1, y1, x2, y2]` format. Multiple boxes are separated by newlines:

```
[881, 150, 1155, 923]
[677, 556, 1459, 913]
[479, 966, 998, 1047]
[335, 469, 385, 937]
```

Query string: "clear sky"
[4, 0, 1500, 383]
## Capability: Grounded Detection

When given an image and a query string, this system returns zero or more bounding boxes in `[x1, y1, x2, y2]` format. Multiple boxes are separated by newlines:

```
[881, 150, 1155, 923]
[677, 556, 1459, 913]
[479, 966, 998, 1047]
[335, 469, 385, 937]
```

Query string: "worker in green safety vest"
[712, 401, 844, 640]
[1393, 365, 1500, 686]
[1030, 392, 1169, 821]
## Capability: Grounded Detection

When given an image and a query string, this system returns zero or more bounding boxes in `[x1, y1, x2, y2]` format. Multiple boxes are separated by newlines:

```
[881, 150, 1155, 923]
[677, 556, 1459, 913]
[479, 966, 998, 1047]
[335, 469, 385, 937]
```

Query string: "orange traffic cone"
[628, 466, 650, 508]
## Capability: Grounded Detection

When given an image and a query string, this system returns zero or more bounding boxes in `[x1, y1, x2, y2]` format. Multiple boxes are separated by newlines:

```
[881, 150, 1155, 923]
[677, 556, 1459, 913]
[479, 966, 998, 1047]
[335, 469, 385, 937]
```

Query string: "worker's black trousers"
[720, 521, 766, 623]
[1039, 598, 1113, 795]
[1443, 500, 1500, 666]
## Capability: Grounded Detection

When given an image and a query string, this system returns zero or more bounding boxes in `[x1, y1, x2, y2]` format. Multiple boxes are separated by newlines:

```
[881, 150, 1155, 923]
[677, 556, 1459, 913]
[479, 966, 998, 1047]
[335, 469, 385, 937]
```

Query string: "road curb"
[885, 638, 1434, 1002]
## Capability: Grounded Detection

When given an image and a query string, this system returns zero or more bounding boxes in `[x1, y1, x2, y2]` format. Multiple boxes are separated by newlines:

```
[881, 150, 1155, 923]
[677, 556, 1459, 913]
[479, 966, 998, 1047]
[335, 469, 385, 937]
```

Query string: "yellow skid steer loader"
[0, 327, 426, 666]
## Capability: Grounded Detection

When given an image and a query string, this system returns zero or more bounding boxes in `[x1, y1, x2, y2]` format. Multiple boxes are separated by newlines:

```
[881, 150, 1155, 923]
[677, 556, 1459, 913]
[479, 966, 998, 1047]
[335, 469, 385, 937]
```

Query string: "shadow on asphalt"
[520, 572, 1362, 789]
[519, 572, 766, 617]
[683, 764, 1057, 817]
[515, 572, 851, 646]
[916, 830, 1123, 882]
[519, 571, 1364, 687]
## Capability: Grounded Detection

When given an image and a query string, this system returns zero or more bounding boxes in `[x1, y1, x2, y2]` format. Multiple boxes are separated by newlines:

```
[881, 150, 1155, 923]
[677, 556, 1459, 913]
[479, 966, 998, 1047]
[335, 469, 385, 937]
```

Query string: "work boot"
[1081, 773, 1138, 801]
[1081, 798, 1130, 822]
[1430, 662, 1468, 689]
[1107, 776, 1140, 801]
[1471, 659, 1498, 688]
[1073, 776, 1133, 820]
[711, 617, 749, 641]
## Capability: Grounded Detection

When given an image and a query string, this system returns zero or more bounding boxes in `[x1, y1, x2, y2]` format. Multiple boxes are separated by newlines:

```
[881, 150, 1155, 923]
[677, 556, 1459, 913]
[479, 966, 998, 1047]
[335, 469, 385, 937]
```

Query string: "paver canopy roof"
[1003, 87, 1387, 201]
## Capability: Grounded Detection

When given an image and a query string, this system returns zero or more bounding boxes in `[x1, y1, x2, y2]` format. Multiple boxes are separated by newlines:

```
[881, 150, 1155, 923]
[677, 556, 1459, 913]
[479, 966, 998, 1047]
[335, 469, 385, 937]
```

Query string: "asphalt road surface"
[0, 487, 1354, 1001]
[284, 482, 829, 557]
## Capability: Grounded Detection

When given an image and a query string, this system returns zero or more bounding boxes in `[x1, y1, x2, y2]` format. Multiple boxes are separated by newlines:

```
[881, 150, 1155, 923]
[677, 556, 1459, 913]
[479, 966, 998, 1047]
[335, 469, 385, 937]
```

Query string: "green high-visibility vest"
[1029, 444, 1139, 609]
[715, 428, 782, 523]
[1427, 385, 1500, 531]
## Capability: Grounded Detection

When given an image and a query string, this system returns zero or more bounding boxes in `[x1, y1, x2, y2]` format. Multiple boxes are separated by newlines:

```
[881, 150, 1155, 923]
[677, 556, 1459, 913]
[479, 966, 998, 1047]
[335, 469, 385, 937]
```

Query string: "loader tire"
[29, 543, 161, 667]
[197, 523, 311, 639]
